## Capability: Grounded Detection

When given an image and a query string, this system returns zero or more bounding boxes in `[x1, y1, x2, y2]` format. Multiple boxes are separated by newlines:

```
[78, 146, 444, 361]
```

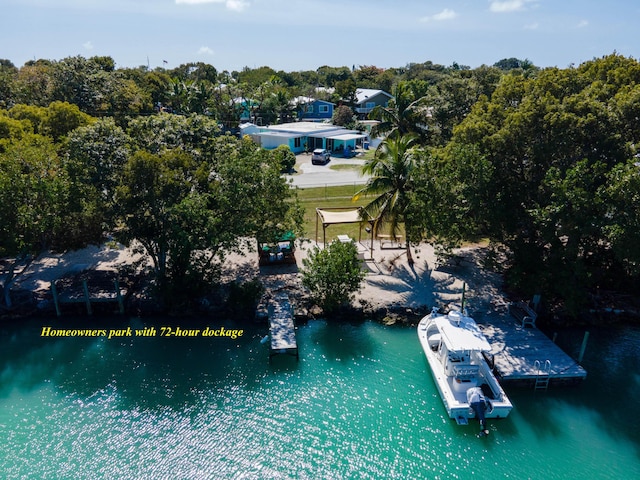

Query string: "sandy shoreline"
[7, 238, 510, 323]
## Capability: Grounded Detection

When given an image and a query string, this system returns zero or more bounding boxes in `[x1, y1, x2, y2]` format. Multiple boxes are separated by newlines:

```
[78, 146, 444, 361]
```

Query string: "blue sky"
[3, 0, 639, 72]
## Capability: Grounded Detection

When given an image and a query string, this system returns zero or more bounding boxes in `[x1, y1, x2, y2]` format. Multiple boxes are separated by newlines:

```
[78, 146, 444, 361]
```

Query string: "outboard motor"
[467, 387, 490, 436]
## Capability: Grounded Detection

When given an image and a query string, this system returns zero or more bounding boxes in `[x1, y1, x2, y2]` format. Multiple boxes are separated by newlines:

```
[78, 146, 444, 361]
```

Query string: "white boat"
[417, 308, 513, 427]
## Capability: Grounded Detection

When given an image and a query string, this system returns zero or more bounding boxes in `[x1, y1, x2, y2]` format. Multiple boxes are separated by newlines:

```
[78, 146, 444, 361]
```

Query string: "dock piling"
[578, 331, 590, 363]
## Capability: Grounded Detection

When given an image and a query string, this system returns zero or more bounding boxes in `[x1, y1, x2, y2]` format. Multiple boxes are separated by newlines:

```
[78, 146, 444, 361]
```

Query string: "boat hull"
[417, 311, 512, 424]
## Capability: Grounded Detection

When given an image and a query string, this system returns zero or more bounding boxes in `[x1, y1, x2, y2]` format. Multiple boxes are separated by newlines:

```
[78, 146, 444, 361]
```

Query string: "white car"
[311, 148, 331, 165]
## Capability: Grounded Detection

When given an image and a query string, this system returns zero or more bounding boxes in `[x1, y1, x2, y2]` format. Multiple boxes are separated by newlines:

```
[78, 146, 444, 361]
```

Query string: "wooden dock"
[268, 293, 298, 361]
[480, 315, 587, 388]
[51, 269, 125, 316]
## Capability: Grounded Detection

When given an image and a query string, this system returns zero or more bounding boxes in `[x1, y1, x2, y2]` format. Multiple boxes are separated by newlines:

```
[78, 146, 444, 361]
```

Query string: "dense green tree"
[353, 65, 386, 88]
[7, 104, 46, 135]
[421, 74, 485, 145]
[169, 62, 218, 83]
[14, 60, 55, 106]
[41, 101, 94, 142]
[403, 61, 448, 84]
[127, 112, 219, 160]
[114, 134, 302, 307]
[140, 69, 172, 108]
[49, 56, 107, 113]
[301, 240, 366, 314]
[0, 59, 17, 108]
[8, 102, 94, 142]
[494, 57, 537, 74]
[409, 143, 494, 258]
[237, 66, 277, 87]
[446, 54, 640, 314]
[602, 161, 640, 278]
[316, 65, 352, 87]
[270, 144, 296, 172]
[65, 117, 130, 207]
[115, 150, 197, 286]
[334, 78, 358, 106]
[0, 112, 32, 152]
[332, 105, 356, 127]
[0, 134, 102, 308]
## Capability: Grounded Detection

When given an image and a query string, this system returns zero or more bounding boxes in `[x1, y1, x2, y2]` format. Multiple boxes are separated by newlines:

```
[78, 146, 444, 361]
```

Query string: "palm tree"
[354, 134, 419, 265]
[368, 82, 430, 141]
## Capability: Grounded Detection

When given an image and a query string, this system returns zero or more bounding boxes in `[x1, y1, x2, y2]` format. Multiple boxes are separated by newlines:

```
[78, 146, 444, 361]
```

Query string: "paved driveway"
[285, 154, 371, 188]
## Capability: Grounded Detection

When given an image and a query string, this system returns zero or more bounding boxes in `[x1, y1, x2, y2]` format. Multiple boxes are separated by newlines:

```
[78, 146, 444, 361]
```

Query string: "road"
[285, 154, 371, 188]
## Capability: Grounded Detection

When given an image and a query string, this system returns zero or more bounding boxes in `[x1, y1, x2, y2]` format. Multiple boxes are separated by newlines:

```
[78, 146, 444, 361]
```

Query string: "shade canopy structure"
[257, 231, 296, 266]
[315, 207, 375, 259]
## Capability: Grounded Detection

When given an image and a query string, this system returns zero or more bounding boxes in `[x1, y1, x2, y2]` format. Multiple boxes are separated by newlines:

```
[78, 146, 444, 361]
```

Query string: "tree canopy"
[2, 53, 640, 318]
[427, 54, 640, 314]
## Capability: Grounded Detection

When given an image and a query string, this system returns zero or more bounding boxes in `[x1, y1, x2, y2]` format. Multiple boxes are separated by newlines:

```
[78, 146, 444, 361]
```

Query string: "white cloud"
[576, 19, 589, 28]
[83, 41, 94, 51]
[198, 46, 215, 55]
[225, 0, 248, 11]
[490, 1, 534, 13]
[175, 0, 249, 11]
[524, 22, 539, 30]
[420, 8, 458, 22]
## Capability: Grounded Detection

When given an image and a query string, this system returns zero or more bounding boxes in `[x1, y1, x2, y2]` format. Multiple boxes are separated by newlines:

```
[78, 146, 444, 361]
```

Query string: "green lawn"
[296, 185, 372, 242]
[294, 182, 487, 249]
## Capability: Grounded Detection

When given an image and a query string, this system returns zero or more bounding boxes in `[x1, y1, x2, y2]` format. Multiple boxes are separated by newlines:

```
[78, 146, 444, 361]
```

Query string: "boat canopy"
[435, 311, 492, 353]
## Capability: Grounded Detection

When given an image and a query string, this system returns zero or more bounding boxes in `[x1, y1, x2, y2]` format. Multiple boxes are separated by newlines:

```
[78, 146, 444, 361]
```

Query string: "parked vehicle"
[311, 148, 331, 165]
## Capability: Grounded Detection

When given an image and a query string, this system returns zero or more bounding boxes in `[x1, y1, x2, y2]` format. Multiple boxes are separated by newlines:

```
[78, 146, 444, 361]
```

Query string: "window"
[365, 102, 375, 109]
[319, 105, 329, 113]
[294, 137, 301, 148]
[306, 105, 313, 113]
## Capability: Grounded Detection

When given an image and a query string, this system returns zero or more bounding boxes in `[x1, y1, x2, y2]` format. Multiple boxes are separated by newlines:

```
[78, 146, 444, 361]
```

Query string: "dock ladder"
[534, 359, 551, 391]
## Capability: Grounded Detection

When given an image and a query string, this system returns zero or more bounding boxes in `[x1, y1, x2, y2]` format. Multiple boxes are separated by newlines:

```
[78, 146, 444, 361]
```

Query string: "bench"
[377, 234, 404, 249]
[508, 301, 538, 327]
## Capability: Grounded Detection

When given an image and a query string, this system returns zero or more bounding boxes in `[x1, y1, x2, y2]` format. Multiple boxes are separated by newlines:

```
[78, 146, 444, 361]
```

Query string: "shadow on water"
[501, 324, 640, 456]
[0, 315, 271, 411]
[307, 319, 377, 362]
[557, 325, 640, 451]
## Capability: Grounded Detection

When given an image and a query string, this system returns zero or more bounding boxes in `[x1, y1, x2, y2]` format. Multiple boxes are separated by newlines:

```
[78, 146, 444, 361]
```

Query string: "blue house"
[241, 122, 367, 155]
[234, 97, 259, 123]
[294, 97, 335, 122]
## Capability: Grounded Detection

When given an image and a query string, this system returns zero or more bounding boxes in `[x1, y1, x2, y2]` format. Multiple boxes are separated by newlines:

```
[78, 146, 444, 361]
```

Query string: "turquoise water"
[1, 317, 638, 479]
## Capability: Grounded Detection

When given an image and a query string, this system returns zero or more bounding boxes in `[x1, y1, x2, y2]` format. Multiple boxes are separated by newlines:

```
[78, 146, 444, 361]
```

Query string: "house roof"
[355, 88, 393, 105]
[329, 133, 367, 141]
[260, 122, 345, 135]
[291, 96, 335, 106]
[252, 122, 363, 140]
[291, 96, 314, 105]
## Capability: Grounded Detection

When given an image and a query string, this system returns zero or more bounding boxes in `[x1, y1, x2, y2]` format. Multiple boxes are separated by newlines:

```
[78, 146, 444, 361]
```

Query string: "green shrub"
[301, 241, 365, 314]
[271, 144, 296, 173]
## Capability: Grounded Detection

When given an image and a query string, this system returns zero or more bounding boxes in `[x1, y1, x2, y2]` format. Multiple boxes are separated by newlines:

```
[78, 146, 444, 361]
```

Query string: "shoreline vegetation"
[3, 239, 638, 328]
[2, 54, 640, 323]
